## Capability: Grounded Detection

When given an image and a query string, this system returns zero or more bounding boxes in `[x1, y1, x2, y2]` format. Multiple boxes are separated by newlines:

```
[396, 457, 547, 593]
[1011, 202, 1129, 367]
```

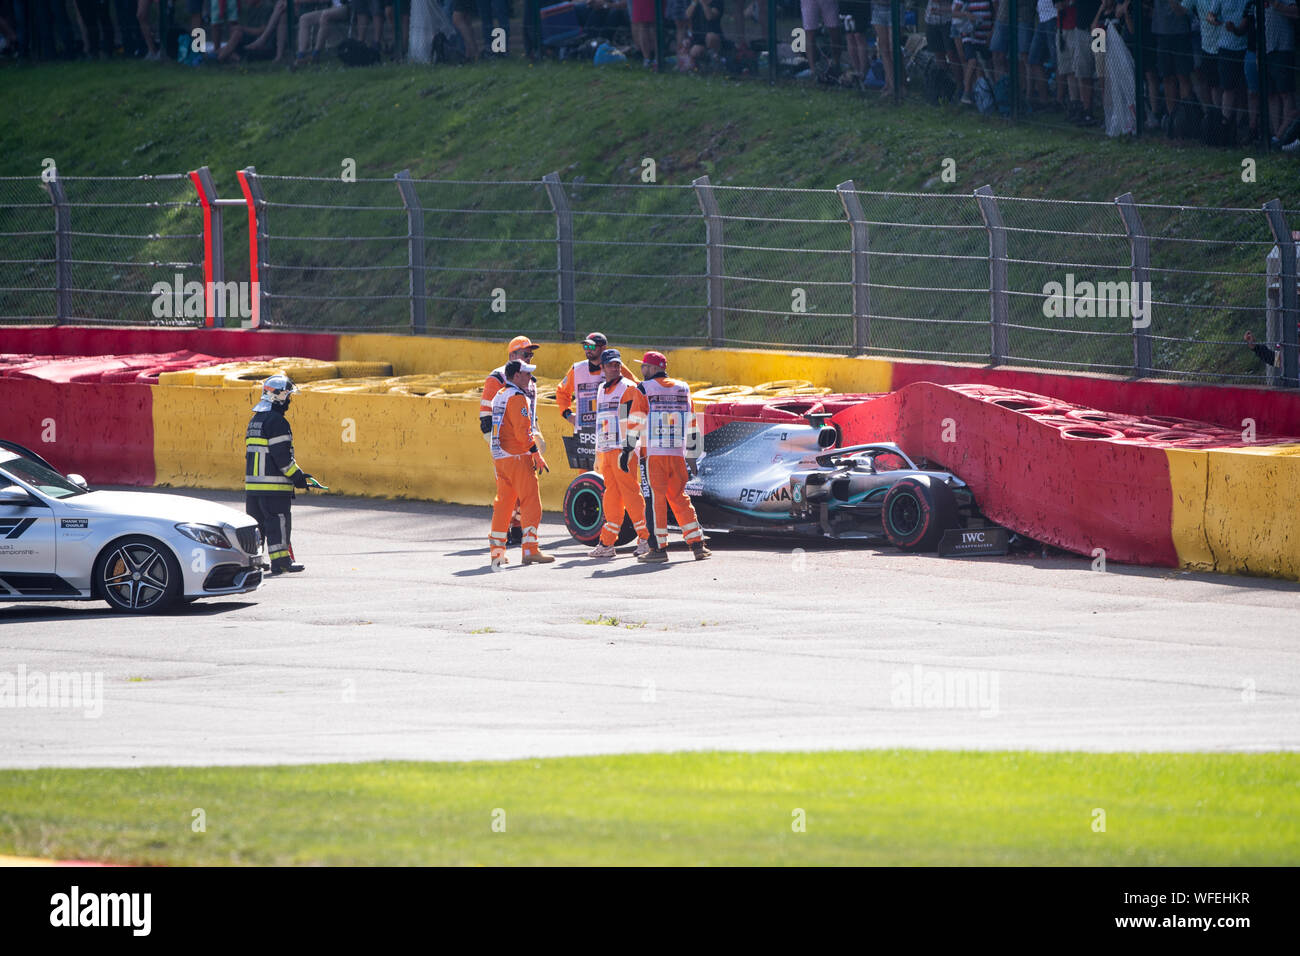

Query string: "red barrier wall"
[831, 382, 1179, 567]
[0, 379, 155, 485]
[891, 361, 1300, 437]
[0, 327, 338, 361]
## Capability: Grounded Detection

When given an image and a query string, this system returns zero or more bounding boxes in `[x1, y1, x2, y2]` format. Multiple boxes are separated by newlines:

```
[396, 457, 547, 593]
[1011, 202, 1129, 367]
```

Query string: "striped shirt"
[1183, 0, 1222, 52]
[1266, 0, 1296, 52]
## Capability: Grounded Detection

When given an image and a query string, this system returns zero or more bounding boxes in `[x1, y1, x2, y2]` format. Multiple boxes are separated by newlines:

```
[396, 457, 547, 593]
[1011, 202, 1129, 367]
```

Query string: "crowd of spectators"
[2, 0, 1296, 148]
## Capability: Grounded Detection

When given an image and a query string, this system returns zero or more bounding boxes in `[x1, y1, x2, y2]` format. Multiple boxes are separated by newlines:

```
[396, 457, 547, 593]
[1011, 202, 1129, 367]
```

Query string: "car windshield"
[0, 450, 87, 499]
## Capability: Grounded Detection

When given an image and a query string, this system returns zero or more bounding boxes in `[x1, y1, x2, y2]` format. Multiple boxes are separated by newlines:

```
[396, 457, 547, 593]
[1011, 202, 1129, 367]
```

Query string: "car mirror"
[0, 485, 34, 504]
[66, 473, 89, 491]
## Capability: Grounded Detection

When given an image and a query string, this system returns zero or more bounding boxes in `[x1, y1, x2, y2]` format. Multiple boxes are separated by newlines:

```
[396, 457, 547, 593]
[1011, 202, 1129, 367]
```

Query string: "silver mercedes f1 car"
[562, 410, 988, 551]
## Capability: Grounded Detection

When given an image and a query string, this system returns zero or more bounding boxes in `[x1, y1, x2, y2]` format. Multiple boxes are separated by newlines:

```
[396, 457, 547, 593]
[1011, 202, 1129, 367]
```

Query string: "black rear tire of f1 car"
[882, 475, 959, 552]
[562, 472, 636, 546]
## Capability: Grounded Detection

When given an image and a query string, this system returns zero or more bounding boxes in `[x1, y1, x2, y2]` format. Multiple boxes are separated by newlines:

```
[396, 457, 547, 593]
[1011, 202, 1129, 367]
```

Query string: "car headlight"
[175, 523, 232, 549]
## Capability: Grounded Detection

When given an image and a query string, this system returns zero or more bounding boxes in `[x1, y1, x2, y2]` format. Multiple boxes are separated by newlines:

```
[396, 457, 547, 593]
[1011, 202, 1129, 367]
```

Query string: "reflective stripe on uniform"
[282, 463, 300, 476]
[269, 549, 290, 560]
[245, 482, 294, 492]
[268, 434, 292, 445]
[245, 437, 269, 446]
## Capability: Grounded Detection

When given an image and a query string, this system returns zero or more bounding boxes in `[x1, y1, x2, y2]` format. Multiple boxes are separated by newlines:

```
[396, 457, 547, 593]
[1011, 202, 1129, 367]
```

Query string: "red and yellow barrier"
[2, 327, 1298, 580]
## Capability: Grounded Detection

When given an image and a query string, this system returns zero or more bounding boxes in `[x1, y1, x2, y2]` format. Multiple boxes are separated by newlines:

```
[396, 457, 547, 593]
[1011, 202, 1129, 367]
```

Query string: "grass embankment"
[1, 751, 1295, 865]
[5, 59, 1296, 373]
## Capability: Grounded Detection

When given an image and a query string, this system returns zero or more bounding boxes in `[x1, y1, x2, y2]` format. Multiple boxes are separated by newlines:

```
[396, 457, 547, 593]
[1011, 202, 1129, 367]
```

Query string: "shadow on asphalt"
[0, 600, 257, 623]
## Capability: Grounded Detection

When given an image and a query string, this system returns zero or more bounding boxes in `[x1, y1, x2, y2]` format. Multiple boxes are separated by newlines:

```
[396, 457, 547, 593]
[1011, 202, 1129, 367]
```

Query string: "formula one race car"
[561, 400, 991, 551]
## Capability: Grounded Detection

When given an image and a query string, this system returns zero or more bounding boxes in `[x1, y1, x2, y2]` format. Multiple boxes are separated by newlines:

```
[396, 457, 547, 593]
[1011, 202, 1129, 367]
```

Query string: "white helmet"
[260, 373, 297, 407]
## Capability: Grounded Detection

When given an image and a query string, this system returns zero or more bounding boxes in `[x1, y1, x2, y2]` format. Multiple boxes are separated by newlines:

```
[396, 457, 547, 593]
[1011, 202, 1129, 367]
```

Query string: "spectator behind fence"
[579, 0, 631, 43]
[801, 0, 843, 83]
[954, 0, 993, 106]
[925, 0, 961, 92]
[478, 0, 508, 54]
[382, 0, 408, 56]
[1212, 0, 1250, 134]
[842, 0, 872, 86]
[294, 0, 349, 65]
[1070, 0, 1100, 124]
[989, 0, 1012, 87]
[1153, 0, 1194, 133]
[452, 0, 480, 60]
[74, 0, 115, 58]
[1184, 0, 1223, 121]
[220, 0, 290, 62]
[1266, 0, 1298, 148]
[872, 0, 895, 94]
[631, 0, 656, 63]
[1028, 0, 1058, 109]
[686, 0, 723, 60]
[209, 0, 241, 62]
[351, 0, 381, 49]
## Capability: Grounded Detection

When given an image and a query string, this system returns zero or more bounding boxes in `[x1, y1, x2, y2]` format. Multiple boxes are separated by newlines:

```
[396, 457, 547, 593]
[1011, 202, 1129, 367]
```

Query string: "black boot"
[507, 526, 523, 546]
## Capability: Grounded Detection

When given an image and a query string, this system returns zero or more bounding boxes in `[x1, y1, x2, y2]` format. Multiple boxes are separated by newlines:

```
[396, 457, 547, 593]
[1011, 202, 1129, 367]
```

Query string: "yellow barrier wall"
[154, 385, 573, 511]
[154, 386, 259, 491]
[1166, 445, 1300, 579]
[337, 334, 894, 393]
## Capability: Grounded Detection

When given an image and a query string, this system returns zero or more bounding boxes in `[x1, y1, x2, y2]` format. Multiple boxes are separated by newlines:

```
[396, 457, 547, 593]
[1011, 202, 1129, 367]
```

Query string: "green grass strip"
[1, 750, 1296, 865]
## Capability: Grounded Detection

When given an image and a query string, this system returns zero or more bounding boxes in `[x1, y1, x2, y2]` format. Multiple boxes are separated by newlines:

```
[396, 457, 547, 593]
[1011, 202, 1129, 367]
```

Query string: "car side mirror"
[66, 473, 89, 491]
[0, 485, 34, 504]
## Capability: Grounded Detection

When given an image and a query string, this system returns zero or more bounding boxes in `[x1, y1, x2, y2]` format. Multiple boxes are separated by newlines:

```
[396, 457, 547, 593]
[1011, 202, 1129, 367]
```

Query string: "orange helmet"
[507, 335, 539, 356]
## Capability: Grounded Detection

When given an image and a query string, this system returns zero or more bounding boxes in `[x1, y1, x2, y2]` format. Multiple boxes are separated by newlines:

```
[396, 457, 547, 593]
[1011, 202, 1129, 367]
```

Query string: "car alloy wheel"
[97, 537, 180, 613]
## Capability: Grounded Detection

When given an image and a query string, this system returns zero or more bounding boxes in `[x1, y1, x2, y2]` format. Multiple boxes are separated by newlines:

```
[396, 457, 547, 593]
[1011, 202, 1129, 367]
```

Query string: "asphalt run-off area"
[2, 489, 1297, 768]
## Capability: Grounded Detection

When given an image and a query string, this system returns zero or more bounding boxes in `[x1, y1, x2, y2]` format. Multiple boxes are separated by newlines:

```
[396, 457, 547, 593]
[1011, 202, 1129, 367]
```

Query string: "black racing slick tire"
[94, 535, 183, 614]
[882, 475, 959, 552]
[562, 472, 636, 546]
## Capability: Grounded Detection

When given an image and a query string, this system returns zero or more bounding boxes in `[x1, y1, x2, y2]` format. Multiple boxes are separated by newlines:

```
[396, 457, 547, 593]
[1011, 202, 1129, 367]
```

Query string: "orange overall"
[489, 385, 543, 560]
[595, 378, 649, 548]
[641, 375, 704, 548]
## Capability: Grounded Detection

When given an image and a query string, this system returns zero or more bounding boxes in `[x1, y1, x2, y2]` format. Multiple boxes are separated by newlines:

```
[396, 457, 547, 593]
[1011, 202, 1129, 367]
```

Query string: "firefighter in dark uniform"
[245, 374, 314, 575]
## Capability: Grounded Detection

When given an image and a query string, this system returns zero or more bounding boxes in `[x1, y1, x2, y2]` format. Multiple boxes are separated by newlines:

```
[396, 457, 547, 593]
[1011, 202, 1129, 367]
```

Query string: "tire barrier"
[830, 381, 1300, 577]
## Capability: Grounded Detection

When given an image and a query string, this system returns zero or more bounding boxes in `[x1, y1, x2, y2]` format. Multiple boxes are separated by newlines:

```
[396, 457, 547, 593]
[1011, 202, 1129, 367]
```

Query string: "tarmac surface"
[1, 488, 1297, 767]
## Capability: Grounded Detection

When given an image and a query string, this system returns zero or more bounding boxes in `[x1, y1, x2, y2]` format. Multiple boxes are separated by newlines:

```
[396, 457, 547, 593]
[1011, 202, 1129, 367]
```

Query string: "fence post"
[42, 171, 71, 325]
[394, 170, 426, 336]
[974, 185, 1008, 365]
[836, 180, 871, 354]
[187, 166, 222, 328]
[1263, 199, 1298, 388]
[542, 172, 576, 341]
[1115, 192, 1152, 377]
[237, 166, 268, 329]
[693, 175, 725, 347]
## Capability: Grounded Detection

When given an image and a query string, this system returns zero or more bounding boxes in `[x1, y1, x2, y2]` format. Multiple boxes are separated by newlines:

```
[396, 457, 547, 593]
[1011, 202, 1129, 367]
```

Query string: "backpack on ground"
[338, 38, 381, 66]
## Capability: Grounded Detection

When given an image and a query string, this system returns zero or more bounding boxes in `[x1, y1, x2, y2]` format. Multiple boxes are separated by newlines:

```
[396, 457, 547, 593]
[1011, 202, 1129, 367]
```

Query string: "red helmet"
[641, 351, 667, 369]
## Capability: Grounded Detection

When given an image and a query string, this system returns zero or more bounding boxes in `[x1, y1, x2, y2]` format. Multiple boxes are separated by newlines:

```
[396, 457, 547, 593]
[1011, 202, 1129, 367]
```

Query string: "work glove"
[562, 408, 574, 424]
[479, 415, 492, 434]
[532, 452, 549, 475]
[291, 470, 310, 490]
[618, 447, 634, 473]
